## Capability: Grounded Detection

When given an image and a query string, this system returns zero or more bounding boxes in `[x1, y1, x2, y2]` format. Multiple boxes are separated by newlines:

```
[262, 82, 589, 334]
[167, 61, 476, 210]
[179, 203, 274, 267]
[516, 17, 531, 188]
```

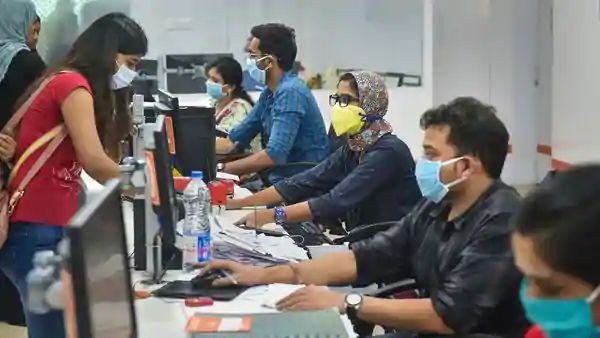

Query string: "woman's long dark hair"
[207, 57, 254, 106]
[18, 12, 147, 159]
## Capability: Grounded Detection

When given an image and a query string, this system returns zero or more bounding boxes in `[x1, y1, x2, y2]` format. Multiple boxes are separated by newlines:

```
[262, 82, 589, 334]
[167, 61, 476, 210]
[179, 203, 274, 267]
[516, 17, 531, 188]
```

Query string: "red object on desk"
[173, 177, 192, 192]
[185, 297, 214, 307]
[525, 326, 546, 338]
[208, 181, 228, 206]
[220, 179, 235, 196]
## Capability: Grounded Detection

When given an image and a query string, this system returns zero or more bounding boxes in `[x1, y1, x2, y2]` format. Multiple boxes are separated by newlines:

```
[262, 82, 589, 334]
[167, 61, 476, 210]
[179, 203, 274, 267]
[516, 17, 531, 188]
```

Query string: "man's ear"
[462, 155, 482, 178]
[265, 55, 276, 68]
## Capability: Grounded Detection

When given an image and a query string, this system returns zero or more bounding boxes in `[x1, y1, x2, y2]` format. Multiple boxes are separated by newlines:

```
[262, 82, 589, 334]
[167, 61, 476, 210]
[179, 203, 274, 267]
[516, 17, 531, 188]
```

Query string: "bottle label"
[182, 235, 199, 267]
[196, 232, 211, 263]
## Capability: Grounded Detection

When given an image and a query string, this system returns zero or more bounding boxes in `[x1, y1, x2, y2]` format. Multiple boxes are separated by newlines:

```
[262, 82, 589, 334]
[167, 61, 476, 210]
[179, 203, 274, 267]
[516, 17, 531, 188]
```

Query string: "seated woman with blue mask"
[205, 57, 261, 154]
[512, 165, 600, 338]
[228, 71, 422, 231]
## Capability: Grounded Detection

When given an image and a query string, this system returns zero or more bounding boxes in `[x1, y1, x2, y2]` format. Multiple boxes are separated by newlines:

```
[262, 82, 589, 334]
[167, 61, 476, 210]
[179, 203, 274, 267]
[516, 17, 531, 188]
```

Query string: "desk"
[133, 272, 356, 338]
[123, 185, 355, 337]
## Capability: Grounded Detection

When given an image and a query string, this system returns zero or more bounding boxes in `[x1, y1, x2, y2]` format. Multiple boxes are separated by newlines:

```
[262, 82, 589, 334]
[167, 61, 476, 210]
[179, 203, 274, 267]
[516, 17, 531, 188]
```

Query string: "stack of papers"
[176, 214, 308, 266]
[212, 225, 308, 266]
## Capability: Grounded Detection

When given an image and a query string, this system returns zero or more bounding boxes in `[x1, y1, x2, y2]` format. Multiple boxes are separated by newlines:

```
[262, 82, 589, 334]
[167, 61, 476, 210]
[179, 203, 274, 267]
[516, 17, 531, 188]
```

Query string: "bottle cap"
[191, 171, 204, 179]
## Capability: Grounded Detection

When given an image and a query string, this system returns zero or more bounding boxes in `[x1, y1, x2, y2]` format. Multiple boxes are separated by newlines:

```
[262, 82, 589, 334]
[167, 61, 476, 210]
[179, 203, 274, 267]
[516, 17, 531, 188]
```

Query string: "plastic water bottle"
[182, 171, 211, 270]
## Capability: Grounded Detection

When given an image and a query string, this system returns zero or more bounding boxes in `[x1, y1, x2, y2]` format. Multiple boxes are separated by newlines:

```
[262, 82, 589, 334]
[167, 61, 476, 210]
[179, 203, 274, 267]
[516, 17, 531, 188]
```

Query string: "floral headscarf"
[347, 71, 393, 152]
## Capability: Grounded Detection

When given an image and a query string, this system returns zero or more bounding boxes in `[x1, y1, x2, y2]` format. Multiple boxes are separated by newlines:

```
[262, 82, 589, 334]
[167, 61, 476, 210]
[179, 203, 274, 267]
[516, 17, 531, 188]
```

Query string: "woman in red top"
[0, 13, 147, 338]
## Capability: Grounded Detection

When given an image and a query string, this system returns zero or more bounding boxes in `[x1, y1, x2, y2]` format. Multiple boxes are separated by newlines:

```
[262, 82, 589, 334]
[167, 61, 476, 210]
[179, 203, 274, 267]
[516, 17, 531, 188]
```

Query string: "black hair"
[250, 23, 297, 71]
[206, 57, 254, 106]
[18, 13, 147, 160]
[34, 15, 40, 23]
[513, 165, 600, 285]
[420, 97, 509, 178]
[338, 73, 359, 99]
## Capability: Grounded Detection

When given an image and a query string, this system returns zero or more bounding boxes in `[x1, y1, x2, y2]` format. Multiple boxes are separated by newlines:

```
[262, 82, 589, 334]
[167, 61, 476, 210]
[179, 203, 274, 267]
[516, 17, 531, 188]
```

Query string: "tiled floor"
[0, 323, 27, 338]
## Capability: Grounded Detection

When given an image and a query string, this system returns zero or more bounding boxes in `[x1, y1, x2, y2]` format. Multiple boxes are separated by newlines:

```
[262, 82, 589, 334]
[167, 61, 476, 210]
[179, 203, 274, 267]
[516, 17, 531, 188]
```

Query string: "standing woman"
[206, 56, 261, 154]
[0, 0, 45, 328]
[0, 12, 147, 338]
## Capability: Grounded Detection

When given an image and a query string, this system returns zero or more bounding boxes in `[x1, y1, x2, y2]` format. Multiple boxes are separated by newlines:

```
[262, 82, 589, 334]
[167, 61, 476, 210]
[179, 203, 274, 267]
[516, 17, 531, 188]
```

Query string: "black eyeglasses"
[329, 94, 359, 107]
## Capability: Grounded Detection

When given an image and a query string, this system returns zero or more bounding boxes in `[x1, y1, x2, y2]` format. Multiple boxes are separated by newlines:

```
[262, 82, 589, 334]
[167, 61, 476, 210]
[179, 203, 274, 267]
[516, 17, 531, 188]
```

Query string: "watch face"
[346, 293, 362, 306]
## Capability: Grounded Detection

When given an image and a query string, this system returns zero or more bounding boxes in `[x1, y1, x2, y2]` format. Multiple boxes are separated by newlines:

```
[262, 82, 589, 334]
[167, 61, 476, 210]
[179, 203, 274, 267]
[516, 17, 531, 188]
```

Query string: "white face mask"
[111, 62, 138, 90]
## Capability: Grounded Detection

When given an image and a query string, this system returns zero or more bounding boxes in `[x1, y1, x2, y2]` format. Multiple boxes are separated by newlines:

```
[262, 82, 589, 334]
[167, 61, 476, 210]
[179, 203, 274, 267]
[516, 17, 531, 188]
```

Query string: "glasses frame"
[329, 94, 359, 107]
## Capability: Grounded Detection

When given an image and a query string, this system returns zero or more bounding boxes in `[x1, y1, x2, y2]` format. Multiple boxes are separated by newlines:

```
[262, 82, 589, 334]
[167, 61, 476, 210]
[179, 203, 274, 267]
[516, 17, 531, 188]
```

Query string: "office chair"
[332, 221, 397, 245]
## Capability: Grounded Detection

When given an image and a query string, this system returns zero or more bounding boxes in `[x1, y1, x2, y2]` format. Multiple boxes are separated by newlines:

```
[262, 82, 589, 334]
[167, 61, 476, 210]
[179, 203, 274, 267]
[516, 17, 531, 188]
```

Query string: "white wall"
[129, 0, 423, 80]
[131, 0, 433, 158]
[534, 0, 553, 177]
[432, 0, 539, 185]
[551, 0, 600, 164]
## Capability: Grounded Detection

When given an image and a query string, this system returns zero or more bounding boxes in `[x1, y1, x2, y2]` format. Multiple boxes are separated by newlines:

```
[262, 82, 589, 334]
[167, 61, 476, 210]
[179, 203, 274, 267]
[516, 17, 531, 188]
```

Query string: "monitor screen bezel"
[68, 179, 137, 338]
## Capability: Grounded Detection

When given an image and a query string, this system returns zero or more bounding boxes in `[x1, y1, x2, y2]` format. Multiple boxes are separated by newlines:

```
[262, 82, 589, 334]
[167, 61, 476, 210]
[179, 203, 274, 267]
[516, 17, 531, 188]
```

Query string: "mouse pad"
[152, 281, 249, 301]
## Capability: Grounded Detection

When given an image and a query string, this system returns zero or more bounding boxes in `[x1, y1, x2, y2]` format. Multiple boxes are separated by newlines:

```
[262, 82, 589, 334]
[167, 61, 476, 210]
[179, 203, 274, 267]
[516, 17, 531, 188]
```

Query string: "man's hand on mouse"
[195, 259, 266, 287]
[233, 209, 273, 229]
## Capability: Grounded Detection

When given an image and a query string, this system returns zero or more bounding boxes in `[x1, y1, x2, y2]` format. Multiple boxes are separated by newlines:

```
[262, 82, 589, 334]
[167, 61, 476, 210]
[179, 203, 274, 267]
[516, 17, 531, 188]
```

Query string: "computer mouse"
[190, 270, 225, 288]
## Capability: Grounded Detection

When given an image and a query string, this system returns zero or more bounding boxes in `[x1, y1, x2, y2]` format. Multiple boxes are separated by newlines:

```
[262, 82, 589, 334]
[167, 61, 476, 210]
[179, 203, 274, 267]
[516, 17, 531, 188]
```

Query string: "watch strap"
[274, 206, 287, 225]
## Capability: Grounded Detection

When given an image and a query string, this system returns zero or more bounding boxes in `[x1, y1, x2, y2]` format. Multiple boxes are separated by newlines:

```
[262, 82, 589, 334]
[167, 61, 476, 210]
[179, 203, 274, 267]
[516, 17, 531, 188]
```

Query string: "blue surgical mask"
[520, 281, 600, 338]
[415, 157, 467, 203]
[246, 55, 270, 85]
[206, 80, 225, 100]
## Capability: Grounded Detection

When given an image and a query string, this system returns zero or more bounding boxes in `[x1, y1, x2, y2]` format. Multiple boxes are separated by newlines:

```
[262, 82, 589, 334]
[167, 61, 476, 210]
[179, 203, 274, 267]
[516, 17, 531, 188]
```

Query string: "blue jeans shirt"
[229, 72, 329, 184]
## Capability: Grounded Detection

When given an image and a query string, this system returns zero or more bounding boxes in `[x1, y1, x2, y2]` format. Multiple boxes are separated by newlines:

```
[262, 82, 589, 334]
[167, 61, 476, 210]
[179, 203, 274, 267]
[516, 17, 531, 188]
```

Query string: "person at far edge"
[229, 71, 421, 231]
[200, 97, 528, 338]
[216, 23, 329, 186]
[512, 165, 600, 338]
[0, 0, 45, 328]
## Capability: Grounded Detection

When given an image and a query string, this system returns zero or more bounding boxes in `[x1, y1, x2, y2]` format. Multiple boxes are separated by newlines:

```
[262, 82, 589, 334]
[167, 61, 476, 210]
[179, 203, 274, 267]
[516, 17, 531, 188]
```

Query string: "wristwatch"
[273, 206, 287, 226]
[217, 163, 226, 171]
[344, 293, 363, 321]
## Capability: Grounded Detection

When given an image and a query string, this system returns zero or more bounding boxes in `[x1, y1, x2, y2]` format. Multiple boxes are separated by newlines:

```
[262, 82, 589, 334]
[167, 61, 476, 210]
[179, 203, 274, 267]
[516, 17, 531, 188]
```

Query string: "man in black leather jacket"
[201, 97, 528, 338]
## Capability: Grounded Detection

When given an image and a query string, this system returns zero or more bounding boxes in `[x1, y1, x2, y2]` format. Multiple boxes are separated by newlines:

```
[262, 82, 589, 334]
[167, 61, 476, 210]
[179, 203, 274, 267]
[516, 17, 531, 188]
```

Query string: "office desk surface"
[124, 184, 354, 337]
[133, 271, 356, 338]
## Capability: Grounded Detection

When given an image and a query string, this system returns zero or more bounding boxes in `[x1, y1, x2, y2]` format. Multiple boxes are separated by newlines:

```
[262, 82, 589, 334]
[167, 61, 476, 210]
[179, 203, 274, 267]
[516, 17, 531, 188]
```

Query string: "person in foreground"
[216, 23, 329, 185]
[512, 165, 600, 338]
[202, 97, 528, 337]
[205, 56, 261, 153]
[0, 13, 147, 338]
[228, 71, 421, 231]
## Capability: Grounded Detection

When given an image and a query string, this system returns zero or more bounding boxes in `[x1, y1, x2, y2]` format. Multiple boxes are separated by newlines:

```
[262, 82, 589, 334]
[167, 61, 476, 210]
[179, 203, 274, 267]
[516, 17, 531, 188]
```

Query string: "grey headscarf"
[0, 0, 38, 84]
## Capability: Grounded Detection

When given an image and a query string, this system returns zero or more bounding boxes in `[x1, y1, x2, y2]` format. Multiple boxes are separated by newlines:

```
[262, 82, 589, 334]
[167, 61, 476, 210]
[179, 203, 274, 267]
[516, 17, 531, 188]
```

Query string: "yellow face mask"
[331, 104, 366, 136]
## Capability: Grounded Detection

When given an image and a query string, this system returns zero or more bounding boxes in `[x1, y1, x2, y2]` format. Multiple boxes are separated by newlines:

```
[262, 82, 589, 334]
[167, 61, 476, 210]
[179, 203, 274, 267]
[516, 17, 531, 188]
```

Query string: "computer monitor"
[157, 89, 179, 113]
[164, 53, 234, 94]
[154, 90, 216, 182]
[67, 179, 137, 338]
[172, 106, 216, 182]
[132, 59, 159, 101]
[149, 114, 179, 264]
